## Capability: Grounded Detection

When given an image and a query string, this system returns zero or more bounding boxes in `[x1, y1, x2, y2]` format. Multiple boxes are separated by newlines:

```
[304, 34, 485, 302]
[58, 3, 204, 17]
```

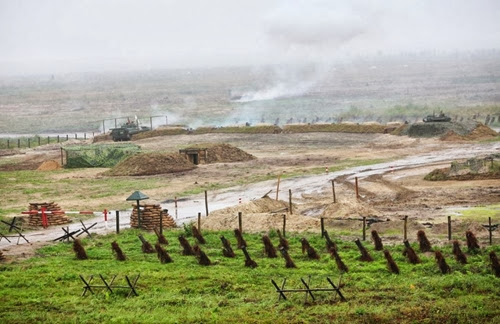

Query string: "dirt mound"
[441, 124, 498, 141]
[283, 123, 386, 133]
[320, 199, 381, 219]
[184, 143, 255, 163]
[37, 160, 61, 171]
[201, 197, 319, 232]
[105, 152, 196, 176]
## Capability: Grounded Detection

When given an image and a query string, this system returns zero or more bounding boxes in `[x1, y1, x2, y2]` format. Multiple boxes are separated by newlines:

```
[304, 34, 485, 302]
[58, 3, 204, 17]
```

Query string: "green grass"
[452, 204, 500, 222]
[1, 229, 499, 323]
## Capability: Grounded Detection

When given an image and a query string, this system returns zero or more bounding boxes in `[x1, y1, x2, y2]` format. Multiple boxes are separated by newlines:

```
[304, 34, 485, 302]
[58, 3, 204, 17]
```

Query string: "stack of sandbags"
[130, 204, 176, 230]
[28, 202, 71, 227]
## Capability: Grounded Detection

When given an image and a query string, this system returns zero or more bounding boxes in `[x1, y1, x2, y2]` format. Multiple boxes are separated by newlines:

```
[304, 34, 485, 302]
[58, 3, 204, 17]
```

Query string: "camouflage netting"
[64, 144, 141, 168]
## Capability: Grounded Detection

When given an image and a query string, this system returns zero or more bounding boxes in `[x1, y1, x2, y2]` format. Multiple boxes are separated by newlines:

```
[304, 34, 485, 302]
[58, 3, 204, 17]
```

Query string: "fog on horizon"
[0, 0, 499, 76]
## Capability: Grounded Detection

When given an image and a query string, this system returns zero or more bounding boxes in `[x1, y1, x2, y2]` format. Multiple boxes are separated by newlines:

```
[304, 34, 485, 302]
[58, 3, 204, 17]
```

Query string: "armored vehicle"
[110, 117, 150, 141]
[423, 112, 451, 123]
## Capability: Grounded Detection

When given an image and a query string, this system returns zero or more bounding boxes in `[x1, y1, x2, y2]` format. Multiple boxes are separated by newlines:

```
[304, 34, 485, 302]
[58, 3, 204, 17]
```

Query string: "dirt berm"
[184, 143, 255, 163]
[200, 196, 319, 232]
[105, 152, 196, 176]
[396, 121, 498, 139]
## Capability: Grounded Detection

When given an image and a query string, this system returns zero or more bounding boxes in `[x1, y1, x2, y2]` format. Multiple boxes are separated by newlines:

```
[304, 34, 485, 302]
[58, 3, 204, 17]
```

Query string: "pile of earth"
[395, 121, 497, 139]
[185, 143, 255, 163]
[424, 156, 500, 181]
[200, 196, 319, 232]
[105, 152, 196, 176]
[37, 160, 61, 171]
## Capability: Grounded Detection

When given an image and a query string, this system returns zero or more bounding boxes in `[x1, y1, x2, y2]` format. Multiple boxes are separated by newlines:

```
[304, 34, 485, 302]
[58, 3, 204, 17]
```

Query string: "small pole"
[18, 138, 20, 148]
[331, 180, 336, 203]
[159, 210, 164, 234]
[198, 212, 201, 231]
[282, 214, 286, 237]
[150, 116, 153, 130]
[276, 173, 281, 201]
[204, 190, 209, 217]
[28, 138, 30, 148]
[403, 216, 408, 241]
[92, 132, 95, 137]
[362, 217, 366, 241]
[238, 212, 242, 234]
[47, 136, 50, 144]
[103, 120, 106, 133]
[38, 137, 40, 145]
[489, 217, 492, 245]
[57, 135, 60, 143]
[355, 177, 359, 199]
[174, 196, 178, 208]
[447, 216, 452, 241]
[320, 217, 325, 237]
[114, 118, 117, 128]
[116, 210, 120, 234]
[60, 147, 64, 166]
[66, 134, 68, 141]
[75, 133, 77, 139]
[67, 226, 70, 243]
[84, 133, 86, 140]
[7, 139, 9, 148]
[288, 189, 293, 214]
[137, 200, 141, 229]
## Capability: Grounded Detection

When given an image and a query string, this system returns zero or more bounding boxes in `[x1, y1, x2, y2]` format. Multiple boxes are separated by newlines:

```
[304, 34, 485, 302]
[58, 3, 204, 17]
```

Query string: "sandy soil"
[0, 132, 498, 261]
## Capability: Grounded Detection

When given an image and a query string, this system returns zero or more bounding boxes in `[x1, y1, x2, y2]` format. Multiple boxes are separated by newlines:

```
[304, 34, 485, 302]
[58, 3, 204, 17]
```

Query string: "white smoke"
[235, 0, 377, 103]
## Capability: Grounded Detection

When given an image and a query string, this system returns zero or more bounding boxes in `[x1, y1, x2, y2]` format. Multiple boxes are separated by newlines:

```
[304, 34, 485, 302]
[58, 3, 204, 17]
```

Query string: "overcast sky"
[0, 0, 499, 75]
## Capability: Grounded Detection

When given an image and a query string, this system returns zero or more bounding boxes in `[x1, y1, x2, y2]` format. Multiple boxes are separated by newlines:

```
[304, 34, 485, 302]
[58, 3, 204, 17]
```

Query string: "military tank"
[110, 117, 151, 141]
[423, 112, 451, 123]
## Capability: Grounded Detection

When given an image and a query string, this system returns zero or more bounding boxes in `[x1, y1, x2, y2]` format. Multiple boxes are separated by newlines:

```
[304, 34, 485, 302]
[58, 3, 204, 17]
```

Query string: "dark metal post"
[7, 139, 9, 148]
[57, 135, 60, 143]
[204, 190, 209, 217]
[321, 217, 325, 237]
[75, 133, 77, 139]
[288, 189, 293, 214]
[362, 217, 366, 241]
[66, 134, 69, 141]
[28, 138, 30, 148]
[60, 147, 64, 166]
[18, 139, 20, 148]
[238, 212, 242, 233]
[47, 136, 50, 144]
[38, 137, 40, 145]
[84, 133, 86, 140]
[116, 210, 120, 234]
[150, 116, 153, 130]
[447, 216, 452, 241]
[159, 210, 163, 234]
[198, 212, 201, 231]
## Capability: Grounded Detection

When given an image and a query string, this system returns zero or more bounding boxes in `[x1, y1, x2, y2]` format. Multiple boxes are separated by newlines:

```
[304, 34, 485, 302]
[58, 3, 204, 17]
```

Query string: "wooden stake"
[320, 218, 325, 238]
[204, 190, 209, 217]
[447, 216, 452, 241]
[60, 147, 64, 166]
[276, 173, 281, 201]
[198, 212, 201, 231]
[355, 177, 359, 199]
[362, 217, 366, 241]
[159, 210, 163, 234]
[282, 214, 286, 238]
[288, 189, 293, 214]
[238, 212, 242, 234]
[331, 180, 336, 203]
[403, 215, 408, 241]
[115, 210, 120, 234]
[489, 217, 492, 245]
[174, 196, 178, 208]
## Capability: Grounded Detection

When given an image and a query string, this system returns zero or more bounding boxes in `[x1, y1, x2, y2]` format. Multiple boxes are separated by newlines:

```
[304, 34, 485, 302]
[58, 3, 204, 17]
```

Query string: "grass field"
[1, 229, 498, 323]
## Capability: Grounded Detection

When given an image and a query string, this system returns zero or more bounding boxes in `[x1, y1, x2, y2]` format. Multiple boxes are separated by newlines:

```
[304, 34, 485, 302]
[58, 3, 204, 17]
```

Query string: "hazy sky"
[0, 0, 499, 75]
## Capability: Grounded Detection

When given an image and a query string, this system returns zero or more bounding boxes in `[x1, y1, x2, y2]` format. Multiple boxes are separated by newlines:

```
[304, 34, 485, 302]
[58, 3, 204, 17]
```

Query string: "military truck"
[110, 117, 150, 141]
[423, 112, 451, 123]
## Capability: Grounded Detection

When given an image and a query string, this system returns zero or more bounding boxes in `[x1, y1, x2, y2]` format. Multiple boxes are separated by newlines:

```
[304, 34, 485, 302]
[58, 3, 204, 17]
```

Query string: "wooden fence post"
[276, 173, 281, 201]
[28, 138, 30, 148]
[321, 217, 325, 237]
[18, 139, 20, 148]
[362, 216, 366, 241]
[60, 147, 64, 166]
[238, 212, 242, 234]
[355, 177, 359, 199]
[204, 190, 209, 217]
[198, 212, 201, 231]
[403, 216, 408, 241]
[489, 217, 492, 245]
[282, 214, 286, 238]
[331, 180, 336, 203]
[159, 210, 163, 234]
[288, 189, 293, 214]
[116, 211, 120, 234]
[447, 216, 452, 241]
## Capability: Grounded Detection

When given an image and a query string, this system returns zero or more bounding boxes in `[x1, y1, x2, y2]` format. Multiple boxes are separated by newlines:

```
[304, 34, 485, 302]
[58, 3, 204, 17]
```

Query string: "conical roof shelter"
[126, 191, 149, 201]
